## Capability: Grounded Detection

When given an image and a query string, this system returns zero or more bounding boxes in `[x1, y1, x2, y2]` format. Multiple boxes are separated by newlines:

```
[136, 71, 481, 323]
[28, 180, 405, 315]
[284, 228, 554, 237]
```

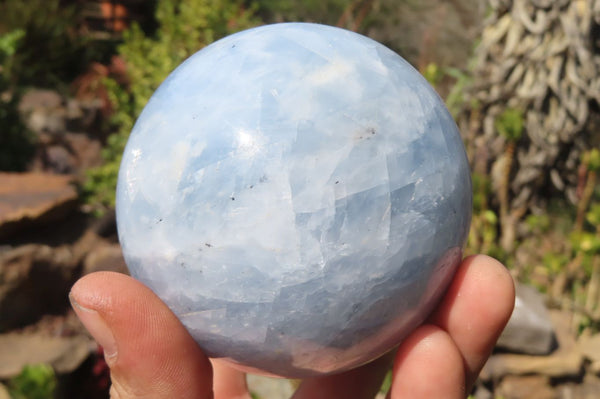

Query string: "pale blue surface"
[116, 23, 472, 377]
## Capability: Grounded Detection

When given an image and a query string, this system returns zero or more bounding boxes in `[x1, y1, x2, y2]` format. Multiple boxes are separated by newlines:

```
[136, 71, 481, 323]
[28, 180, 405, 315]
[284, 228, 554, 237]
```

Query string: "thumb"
[70, 271, 213, 399]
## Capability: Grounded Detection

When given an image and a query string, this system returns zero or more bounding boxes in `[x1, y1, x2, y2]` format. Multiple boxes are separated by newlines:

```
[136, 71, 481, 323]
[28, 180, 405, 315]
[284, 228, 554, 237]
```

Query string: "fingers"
[292, 352, 393, 399]
[293, 254, 513, 399]
[429, 254, 515, 389]
[211, 359, 253, 399]
[388, 255, 514, 398]
[388, 324, 466, 399]
[69, 255, 514, 399]
[70, 271, 214, 399]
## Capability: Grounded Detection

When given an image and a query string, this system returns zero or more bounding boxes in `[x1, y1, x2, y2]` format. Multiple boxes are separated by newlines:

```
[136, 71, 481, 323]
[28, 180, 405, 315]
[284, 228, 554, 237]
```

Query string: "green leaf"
[8, 364, 57, 399]
[570, 231, 600, 255]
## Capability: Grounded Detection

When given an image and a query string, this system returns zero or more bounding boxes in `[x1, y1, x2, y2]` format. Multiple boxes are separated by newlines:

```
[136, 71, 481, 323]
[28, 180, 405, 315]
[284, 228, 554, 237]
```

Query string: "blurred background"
[0, 0, 598, 398]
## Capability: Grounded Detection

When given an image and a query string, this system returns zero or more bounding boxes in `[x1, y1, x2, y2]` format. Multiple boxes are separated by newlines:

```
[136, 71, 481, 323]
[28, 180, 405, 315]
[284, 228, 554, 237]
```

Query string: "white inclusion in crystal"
[413, 171, 446, 209]
[363, 47, 390, 77]
[235, 129, 262, 158]
[133, 140, 190, 215]
[124, 147, 142, 201]
[305, 58, 364, 102]
[180, 308, 228, 336]
[306, 58, 352, 85]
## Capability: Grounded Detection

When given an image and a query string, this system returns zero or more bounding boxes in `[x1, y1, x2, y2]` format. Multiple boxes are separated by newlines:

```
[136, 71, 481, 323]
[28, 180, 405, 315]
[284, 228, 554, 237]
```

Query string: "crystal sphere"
[116, 23, 472, 378]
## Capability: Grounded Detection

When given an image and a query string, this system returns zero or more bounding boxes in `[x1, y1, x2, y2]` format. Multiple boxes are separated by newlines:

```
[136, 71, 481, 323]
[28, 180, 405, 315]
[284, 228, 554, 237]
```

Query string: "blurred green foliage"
[586, 204, 600, 228]
[583, 148, 600, 172]
[8, 364, 57, 399]
[570, 231, 600, 255]
[83, 0, 259, 211]
[0, 29, 24, 66]
[495, 108, 524, 142]
[379, 369, 392, 394]
[0, 29, 35, 171]
[414, 62, 475, 118]
[525, 213, 551, 234]
[0, 0, 101, 88]
[257, 0, 351, 24]
[444, 66, 474, 118]
[0, 0, 119, 171]
[467, 171, 501, 257]
[422, 62, 443, 87]
[542, 252, 569, 276]
[471, 172, 491, 214]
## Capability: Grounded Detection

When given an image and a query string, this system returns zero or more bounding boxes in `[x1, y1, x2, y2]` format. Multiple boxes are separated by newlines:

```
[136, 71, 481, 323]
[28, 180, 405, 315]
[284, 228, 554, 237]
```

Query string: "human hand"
[69, 254, 514, 399]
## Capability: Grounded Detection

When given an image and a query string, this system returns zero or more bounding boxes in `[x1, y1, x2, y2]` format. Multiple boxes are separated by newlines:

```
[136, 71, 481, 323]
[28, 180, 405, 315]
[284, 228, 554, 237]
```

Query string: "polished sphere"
[116, 23, 472, 377]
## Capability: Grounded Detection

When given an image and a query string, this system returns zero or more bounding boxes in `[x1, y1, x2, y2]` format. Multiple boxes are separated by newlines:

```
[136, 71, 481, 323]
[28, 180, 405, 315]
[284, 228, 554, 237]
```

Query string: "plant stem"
[499, 141, 515, 251]
[586, 256, 600, 313]
[575, 169, 597, 231]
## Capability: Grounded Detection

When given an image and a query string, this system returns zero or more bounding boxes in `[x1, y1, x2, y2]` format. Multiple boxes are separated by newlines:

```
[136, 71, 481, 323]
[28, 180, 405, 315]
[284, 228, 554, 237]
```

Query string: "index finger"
[428, 254, 515, 389]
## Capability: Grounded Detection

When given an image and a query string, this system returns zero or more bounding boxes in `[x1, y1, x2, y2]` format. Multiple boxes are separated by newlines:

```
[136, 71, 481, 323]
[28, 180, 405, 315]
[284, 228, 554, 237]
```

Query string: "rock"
[66, 98, 84, 121]
[83, 243, 128, 275]
[18, 89, 62, 111]
[0, 244, 79, 331]
[471, 383, 493, 399]
[481, 351, 583, 379]
[483, 309, 583, 380]
[590, 361, 600, 376]
[18, 89, 66, 135]
[63, 132, 103, 172]
[0, 172, 78, 239]
[45, 145, 73, 174]
[495, 375, 555, 399]
[0, 332, 94, 378]
[496, 283, 557, 355]
[549, 308, 579, 353]
[90, 208, 117, 238]
[66, 97, 103, 133]
[0, 383, 9, 399]
[557, 373, 600, 399]
[0, 227, 106, 331]
[246, 374, 295, 399]
[17, 88, 104, 175]
[34, 132, 103, 175]
[577, 333, 600, 364]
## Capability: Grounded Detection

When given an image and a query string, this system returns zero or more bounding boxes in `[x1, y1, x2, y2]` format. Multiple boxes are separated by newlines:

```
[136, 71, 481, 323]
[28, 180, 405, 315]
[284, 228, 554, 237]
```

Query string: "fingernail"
[69, 293, 117, 364]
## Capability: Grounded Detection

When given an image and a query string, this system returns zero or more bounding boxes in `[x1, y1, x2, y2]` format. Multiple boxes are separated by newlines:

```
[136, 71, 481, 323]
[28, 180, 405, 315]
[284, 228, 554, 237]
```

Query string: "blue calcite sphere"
[116, 23, 472, 377]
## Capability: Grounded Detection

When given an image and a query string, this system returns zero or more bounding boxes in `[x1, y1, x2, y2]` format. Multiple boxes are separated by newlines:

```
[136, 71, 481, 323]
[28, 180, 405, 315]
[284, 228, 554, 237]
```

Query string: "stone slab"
[0, 172, 78, 239]
[0, 333, 94, 378]
[496, 283, 556, 355]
